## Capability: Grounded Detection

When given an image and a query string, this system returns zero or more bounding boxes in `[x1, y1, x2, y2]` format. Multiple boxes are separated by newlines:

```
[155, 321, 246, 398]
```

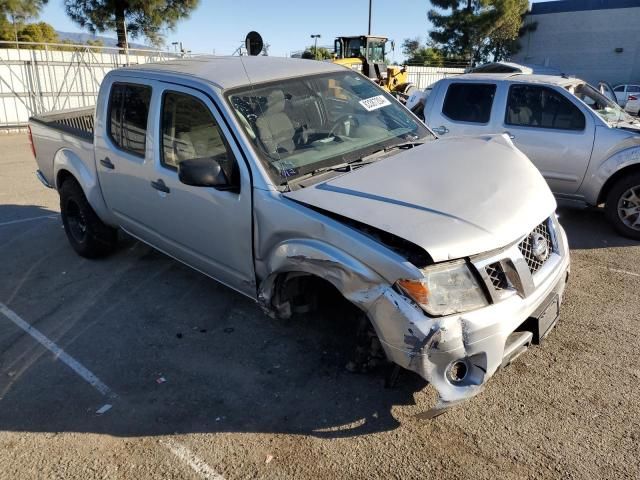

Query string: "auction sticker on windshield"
[359, 95, 392, 112]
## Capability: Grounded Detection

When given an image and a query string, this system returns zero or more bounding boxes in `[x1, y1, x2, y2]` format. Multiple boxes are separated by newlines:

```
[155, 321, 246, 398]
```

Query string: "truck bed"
[30, 106, 95, 142]
[29, 106, 96, 190]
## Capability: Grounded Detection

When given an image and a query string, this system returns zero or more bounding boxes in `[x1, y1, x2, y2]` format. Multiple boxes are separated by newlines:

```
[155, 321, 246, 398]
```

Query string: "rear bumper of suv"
[368, 220, 570, 414]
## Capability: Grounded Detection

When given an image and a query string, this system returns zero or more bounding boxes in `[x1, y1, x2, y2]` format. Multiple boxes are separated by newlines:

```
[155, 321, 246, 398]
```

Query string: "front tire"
[60, 179, 118, 258]
[605, 173, 640, 240]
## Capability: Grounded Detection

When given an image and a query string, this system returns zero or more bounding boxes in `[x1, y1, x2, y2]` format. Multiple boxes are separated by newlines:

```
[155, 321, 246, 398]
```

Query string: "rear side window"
[627, 85, 640, 93]
[442, 83, 496, 123]
[108, 83, 152, 157]
[506, 85, 585, 131]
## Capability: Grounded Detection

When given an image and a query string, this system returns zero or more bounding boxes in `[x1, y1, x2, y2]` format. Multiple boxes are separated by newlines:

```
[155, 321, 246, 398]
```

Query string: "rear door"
[95, 78, 154, 238]
[502, 84, 595, 194]
[425, 81, 499, 137]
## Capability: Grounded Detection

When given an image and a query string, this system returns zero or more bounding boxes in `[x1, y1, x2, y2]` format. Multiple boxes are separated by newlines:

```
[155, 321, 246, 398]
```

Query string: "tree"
[63, 0, 200, 49]
[0, 0, 48, 44]
[402, 37, 444, 66]
[302, 45, 332, 60]
[428, 0, 529, 66]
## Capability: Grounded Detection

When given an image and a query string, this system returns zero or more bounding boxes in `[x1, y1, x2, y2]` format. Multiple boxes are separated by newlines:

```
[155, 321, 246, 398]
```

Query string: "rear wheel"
[605, 173, 640, 240]
[60, 179, 117, 258]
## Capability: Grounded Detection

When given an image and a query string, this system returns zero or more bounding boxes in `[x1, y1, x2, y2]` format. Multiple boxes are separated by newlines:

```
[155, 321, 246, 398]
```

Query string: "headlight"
[397, 260, 488, 316]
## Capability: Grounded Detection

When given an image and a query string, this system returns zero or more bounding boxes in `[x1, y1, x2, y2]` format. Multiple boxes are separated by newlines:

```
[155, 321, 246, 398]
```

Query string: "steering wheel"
[328, 114, 360, 138]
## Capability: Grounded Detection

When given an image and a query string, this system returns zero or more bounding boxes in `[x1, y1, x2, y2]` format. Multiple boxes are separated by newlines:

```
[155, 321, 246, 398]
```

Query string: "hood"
[284, 135, 556, 263]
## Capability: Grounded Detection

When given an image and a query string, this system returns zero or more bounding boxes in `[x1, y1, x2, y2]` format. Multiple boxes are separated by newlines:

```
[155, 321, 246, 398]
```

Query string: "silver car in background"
[424, 73, 640, 239]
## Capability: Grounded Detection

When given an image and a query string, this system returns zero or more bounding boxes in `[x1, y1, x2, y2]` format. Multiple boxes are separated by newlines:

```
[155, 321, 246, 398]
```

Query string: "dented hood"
[284, 135, 556, 262]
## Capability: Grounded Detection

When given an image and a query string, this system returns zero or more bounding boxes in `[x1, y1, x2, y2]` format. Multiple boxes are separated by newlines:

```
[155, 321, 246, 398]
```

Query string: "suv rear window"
[108, 83, 152, 157]
[506, 85, 585, 131]
[442, 83, 496, 123]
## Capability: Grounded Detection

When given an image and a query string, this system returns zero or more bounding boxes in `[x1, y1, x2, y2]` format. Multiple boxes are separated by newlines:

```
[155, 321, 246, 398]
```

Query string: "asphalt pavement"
[0, 133, 638, 479]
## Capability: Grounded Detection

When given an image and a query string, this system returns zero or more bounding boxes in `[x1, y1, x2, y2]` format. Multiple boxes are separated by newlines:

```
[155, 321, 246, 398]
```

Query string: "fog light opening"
[447, 360, 469, 384]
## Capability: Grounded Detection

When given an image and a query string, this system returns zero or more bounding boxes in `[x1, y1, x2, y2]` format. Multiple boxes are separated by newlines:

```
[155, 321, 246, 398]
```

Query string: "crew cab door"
[96, 79, 255, 297]
[424, 81, 499, 137]
[501, 84, 595, 194]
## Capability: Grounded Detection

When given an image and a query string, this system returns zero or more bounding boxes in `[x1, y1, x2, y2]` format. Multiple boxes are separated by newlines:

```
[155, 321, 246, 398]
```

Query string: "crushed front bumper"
[367, 223, 570, 413]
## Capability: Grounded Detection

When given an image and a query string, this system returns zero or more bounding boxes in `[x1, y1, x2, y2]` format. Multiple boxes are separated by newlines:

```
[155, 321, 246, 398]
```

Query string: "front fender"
[53, 147, 117, 226]
[584, 146, 640, 204]
[258, 238, 387, 312]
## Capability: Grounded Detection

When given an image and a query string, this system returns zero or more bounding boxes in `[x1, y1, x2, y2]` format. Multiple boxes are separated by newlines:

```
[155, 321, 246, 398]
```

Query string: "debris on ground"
[95, 404, 112, 415]
[223, 327, 234, 334]
[176, 332, 183, 339]
[265, 455, 274, 464]
[156, 376, 167, 384]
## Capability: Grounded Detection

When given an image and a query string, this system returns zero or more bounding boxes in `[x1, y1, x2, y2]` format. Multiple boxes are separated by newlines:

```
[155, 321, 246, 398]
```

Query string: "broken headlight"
[397, 260, 488, 316]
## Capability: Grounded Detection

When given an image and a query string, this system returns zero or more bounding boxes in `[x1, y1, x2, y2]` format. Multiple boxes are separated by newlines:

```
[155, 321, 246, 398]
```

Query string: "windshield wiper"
[384, 141, 424, 151]
[309, 158, 376, 176]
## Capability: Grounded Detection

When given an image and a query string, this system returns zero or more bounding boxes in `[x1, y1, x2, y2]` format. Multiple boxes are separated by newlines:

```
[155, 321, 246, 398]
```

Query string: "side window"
[108, 83, 151, 157]
[442, 83, 496, 123]
[505, 85, 585, 131]
[614, 85, 625, 93]
[627, 85, 640, 93]
[161, 91, 235, 180]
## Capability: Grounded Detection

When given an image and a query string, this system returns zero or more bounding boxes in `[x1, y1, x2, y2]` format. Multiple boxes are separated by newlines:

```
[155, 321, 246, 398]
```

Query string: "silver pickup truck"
[29, 56, 569, 414]
[423, 73, 640, 239]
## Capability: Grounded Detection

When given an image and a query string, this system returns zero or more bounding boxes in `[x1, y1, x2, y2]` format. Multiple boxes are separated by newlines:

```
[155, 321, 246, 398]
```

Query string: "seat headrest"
[267, 90, 286, 113]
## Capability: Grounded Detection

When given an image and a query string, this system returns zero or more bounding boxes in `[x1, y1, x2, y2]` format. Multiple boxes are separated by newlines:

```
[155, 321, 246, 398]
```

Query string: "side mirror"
[178, 157, 232, 190]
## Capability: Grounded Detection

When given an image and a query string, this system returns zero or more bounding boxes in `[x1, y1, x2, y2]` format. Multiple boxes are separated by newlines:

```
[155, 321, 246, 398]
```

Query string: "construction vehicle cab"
[333, 35, 414, 102]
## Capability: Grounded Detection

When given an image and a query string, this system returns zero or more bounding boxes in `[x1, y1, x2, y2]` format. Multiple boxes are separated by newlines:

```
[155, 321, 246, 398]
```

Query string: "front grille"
[485, 262, 509, 290]
[518, 220, 553, 274]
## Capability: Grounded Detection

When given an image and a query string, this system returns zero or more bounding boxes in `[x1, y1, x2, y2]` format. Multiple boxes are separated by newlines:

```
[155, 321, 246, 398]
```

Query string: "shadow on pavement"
[557, 206, 638, 250]
[0, 203, 636, 439]
[0, 204, 427, 439]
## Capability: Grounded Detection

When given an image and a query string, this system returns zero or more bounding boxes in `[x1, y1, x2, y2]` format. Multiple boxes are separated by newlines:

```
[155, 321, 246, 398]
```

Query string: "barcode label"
[358, 95, 392, 112]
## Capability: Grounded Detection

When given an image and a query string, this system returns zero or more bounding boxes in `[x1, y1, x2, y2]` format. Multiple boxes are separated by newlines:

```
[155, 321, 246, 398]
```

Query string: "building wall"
[513, 5, 640, 86]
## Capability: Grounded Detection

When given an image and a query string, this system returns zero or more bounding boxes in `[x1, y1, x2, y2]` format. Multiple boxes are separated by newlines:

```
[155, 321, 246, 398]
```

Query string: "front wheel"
[60, 179, 118, 258]
[605, 173, 640, 240]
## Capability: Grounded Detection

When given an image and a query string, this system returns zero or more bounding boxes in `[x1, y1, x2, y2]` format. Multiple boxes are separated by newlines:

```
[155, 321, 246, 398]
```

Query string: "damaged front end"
[257, 210, 569, 418]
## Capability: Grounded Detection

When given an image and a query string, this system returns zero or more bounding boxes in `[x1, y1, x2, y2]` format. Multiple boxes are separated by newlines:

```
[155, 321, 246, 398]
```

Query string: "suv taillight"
[27, 125, 36, 158]
[628, 95, 638, 101]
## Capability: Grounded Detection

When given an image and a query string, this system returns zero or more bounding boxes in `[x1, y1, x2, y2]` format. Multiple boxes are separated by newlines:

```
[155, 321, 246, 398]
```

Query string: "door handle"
[100, 157, 114, 169]
[150, 179, 170, 194]
[432, 125, 449, 135]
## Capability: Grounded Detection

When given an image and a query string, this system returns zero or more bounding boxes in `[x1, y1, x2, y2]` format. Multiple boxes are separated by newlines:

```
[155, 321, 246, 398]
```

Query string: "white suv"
[613, 84, 640, 107]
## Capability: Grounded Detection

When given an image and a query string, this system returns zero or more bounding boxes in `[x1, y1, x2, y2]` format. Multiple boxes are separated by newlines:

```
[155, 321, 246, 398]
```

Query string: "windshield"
[227, 71, 433, 184]
[367, 40, 385, 63]
[569, 83, 637, 125]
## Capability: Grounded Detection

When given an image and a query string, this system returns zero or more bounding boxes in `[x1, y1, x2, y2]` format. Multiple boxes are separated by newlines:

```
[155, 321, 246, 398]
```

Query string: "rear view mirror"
[178, 157, 231, 190]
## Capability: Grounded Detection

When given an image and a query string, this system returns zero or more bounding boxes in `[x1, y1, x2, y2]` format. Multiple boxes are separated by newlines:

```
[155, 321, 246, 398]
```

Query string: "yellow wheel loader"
[332, 35, 417, 103]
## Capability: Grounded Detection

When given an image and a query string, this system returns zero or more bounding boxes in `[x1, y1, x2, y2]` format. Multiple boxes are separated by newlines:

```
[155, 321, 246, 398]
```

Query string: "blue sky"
[38, 0, 548, 58]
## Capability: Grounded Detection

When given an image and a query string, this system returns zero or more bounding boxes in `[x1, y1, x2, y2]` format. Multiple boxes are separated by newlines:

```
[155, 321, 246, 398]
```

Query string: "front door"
[502, 84, 596, 194]
[140, 85, 255, 297]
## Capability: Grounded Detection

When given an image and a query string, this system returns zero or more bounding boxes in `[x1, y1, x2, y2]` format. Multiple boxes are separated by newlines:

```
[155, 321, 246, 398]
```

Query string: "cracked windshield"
[228, 71, 432, 184]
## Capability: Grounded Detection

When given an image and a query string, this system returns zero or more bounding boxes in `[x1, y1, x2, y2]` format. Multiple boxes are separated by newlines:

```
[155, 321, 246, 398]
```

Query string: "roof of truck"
[120, 55, 346, 90]
[449, 73, 581, 87]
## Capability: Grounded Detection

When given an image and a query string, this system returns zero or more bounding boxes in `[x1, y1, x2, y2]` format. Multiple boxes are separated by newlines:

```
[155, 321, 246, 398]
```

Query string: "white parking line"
[0, 214, 58, 227]
[0, 302, 117, 399]
[161, 439, 225, 480]
[608, 267, 640, 278]
[0, 303, 224, 478]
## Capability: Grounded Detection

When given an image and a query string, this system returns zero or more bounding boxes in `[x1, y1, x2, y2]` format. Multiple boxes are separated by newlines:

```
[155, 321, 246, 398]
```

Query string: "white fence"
[0, 42, 464, 128]
[406, 65, 465, 89]
[0, 41, 182, 128]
